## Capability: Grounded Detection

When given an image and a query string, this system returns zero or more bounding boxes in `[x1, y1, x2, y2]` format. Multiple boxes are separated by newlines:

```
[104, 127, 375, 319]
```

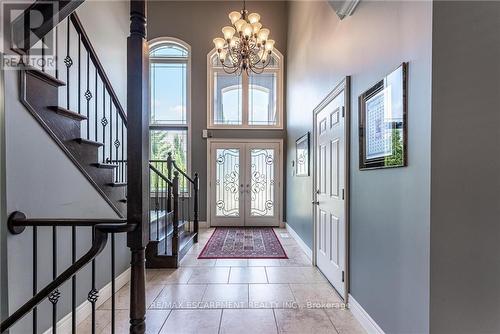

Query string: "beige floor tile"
[229, 267, 268, 283]
[77, 309, 111, 334]
[220, 309, 278, 334]
[180, 255, 216, 267]
[249, 284, 296, 309]
[325, 308, 366, 334]
[148, 268, 194, 284]
[279, 253, 312, 267]
[145, 309, 171, 334]
[201, 284, 249, 308]
[151, 284, 207, 309]
[101, 309, 129, 334]
[159, 309, 222, 334]
[274, 308, 338, 334]
[248, 258, 282, 267]
[266, 267, 327, 284]
[215, 259, 249, 267]
[187, 267, 230, 284]
[290, 283, 342, 308]
[100, 283, 165, 310]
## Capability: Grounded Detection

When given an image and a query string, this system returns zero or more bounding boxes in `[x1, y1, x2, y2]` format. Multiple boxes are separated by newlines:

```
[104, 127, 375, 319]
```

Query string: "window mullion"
[242, 72, 249, 126]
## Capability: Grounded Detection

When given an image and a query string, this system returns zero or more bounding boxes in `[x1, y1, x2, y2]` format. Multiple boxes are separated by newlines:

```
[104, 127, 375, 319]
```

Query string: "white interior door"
[314, 91, 346, 297]
[210, 141, 281, 227]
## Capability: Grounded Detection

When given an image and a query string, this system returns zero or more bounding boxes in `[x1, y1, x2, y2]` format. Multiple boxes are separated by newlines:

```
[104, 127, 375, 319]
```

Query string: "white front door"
[314, 87, 347, 297]
[209, 141, 281, 227]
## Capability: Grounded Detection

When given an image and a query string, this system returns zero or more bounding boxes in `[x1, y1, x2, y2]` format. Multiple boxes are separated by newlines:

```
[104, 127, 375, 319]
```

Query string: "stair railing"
[167, 152, 199, 242]
[33, 13, 128, 186]
[148, 162, 174, 252]
[0, 212, 136, 333]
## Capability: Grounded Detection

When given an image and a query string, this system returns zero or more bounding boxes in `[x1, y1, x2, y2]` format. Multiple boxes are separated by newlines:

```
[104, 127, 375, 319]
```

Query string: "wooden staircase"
[21, 65, 127, 216]
[146, 156, 199, 268]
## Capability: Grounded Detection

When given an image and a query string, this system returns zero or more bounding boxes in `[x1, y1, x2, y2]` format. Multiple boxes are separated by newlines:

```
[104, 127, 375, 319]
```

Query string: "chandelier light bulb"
[213, 37, 225, 50]
[252, 22, 262, 35]
[234, 19, 246, 33]
[229, 36, 239, 48]
[219, 49, 228, 62]
[248, 13, 261, 24]
[257, 28, 270, 42]
[228, 11, 242, 24]
[265, 39, 275, 52]
[242, 23, 253, 38]
[222, 26, 236, 40]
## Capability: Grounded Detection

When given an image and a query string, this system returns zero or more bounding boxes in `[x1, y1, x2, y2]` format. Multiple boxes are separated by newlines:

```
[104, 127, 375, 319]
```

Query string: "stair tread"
[74, 138, 103, 147]
[49, 106, 87, 121]
[92, 162, 119, 169]
[25, 66, 66, 87]
[108, 182, 127, 187]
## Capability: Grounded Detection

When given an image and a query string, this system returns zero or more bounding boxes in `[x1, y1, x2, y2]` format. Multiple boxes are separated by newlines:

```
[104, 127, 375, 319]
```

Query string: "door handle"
[312, 201, 320, 205]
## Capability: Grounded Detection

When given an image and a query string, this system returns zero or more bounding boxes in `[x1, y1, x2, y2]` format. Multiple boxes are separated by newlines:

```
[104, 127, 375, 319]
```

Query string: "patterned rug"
[198, 227, 288, 259]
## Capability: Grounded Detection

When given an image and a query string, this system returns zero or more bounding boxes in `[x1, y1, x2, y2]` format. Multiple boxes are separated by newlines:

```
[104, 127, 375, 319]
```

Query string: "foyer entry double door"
[209, 140, 281, 227]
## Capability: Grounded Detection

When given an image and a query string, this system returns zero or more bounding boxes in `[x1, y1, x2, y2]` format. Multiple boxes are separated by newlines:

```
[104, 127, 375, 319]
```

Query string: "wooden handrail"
[70, 13, 127, 125]
[149, 163, 173, 186]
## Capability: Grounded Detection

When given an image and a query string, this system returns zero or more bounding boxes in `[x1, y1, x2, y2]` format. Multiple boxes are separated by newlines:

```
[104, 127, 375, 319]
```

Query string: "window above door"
[207, 48, 284, 129]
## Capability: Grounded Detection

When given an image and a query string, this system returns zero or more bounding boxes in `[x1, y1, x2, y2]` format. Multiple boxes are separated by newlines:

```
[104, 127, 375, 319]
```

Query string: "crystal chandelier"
[213, 1, 275, 75]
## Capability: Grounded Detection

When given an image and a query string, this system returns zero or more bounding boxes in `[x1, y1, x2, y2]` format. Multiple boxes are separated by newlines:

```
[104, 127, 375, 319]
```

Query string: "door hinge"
[342, 270, 345, 282]
[341, 107, 345, 118]
[341, 189, 345, 200]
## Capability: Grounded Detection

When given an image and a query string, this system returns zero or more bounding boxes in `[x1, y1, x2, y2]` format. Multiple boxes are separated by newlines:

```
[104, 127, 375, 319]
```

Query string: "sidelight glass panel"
[250, 149, 275, 217]
[248, 72, 277, 126]
[213, 72, 242, 125]
[215, 149, 240, 217]
[150, 62, 187, 125]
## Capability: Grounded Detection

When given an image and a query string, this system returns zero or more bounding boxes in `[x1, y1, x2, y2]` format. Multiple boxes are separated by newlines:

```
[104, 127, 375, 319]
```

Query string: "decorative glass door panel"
[215, 148, 240, 217]
[249, 149, 275, 217]
[210, 141, 281, 227]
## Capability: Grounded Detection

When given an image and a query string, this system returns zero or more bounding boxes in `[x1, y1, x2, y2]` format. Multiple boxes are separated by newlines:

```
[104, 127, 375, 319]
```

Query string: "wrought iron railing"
[34, 13, 128, 185]
[149, 153, 199, 257]
[0, 212, 135, 333]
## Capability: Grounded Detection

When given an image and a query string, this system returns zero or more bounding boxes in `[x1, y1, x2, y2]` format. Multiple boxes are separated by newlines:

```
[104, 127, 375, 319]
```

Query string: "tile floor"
[79, 228, 365, 334]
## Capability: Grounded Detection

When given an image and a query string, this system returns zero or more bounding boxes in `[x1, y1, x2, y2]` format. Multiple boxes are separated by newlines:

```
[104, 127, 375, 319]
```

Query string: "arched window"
[207, 48, 283, 128]
[149, 37, 191, 186]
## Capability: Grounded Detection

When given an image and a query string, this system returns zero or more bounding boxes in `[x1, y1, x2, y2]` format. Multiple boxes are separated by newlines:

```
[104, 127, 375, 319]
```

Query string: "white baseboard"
[285, 223, 313, 260]
[199, 221, 208, 228]
[348, 294, 385, 334]
[43, 268, 131, 334]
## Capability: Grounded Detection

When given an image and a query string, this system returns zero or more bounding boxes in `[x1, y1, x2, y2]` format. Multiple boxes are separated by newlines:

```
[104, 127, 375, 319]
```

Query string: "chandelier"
[213, 1, 275, 75]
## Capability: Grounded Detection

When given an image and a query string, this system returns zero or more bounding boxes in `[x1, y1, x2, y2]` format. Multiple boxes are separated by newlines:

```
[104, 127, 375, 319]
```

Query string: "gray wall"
[0, 52, 8, 326]
[4, 2, 130, 332]
[286, 1, 432, 333]
[430, 2, 500, 333]
[148, 1, 288, 221]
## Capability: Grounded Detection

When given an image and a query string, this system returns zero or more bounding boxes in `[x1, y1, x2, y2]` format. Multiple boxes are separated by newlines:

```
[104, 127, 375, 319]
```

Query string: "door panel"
[210, 143, 245, 226]
[315, 92, 346, 297]
[210, 141, 280, 227]
[245, 142, 280, 226]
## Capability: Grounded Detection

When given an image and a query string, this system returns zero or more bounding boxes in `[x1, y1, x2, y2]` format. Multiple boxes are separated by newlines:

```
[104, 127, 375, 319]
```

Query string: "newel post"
[127, 1, 149, 333]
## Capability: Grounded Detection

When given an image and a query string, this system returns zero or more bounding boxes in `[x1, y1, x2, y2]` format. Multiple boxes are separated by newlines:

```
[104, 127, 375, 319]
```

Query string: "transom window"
[208, 49, 283, 128]
[149, 38, 190, 184]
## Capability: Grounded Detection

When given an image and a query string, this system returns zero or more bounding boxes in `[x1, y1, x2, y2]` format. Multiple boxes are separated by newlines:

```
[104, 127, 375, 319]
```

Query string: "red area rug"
[198, 227, 288, 259]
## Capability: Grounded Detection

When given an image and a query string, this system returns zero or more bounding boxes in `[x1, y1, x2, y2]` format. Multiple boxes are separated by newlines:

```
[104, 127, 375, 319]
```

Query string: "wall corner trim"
[285, 223, 313, 260]
[43, 267, 131, 334]
[348, 294, 385, 334]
